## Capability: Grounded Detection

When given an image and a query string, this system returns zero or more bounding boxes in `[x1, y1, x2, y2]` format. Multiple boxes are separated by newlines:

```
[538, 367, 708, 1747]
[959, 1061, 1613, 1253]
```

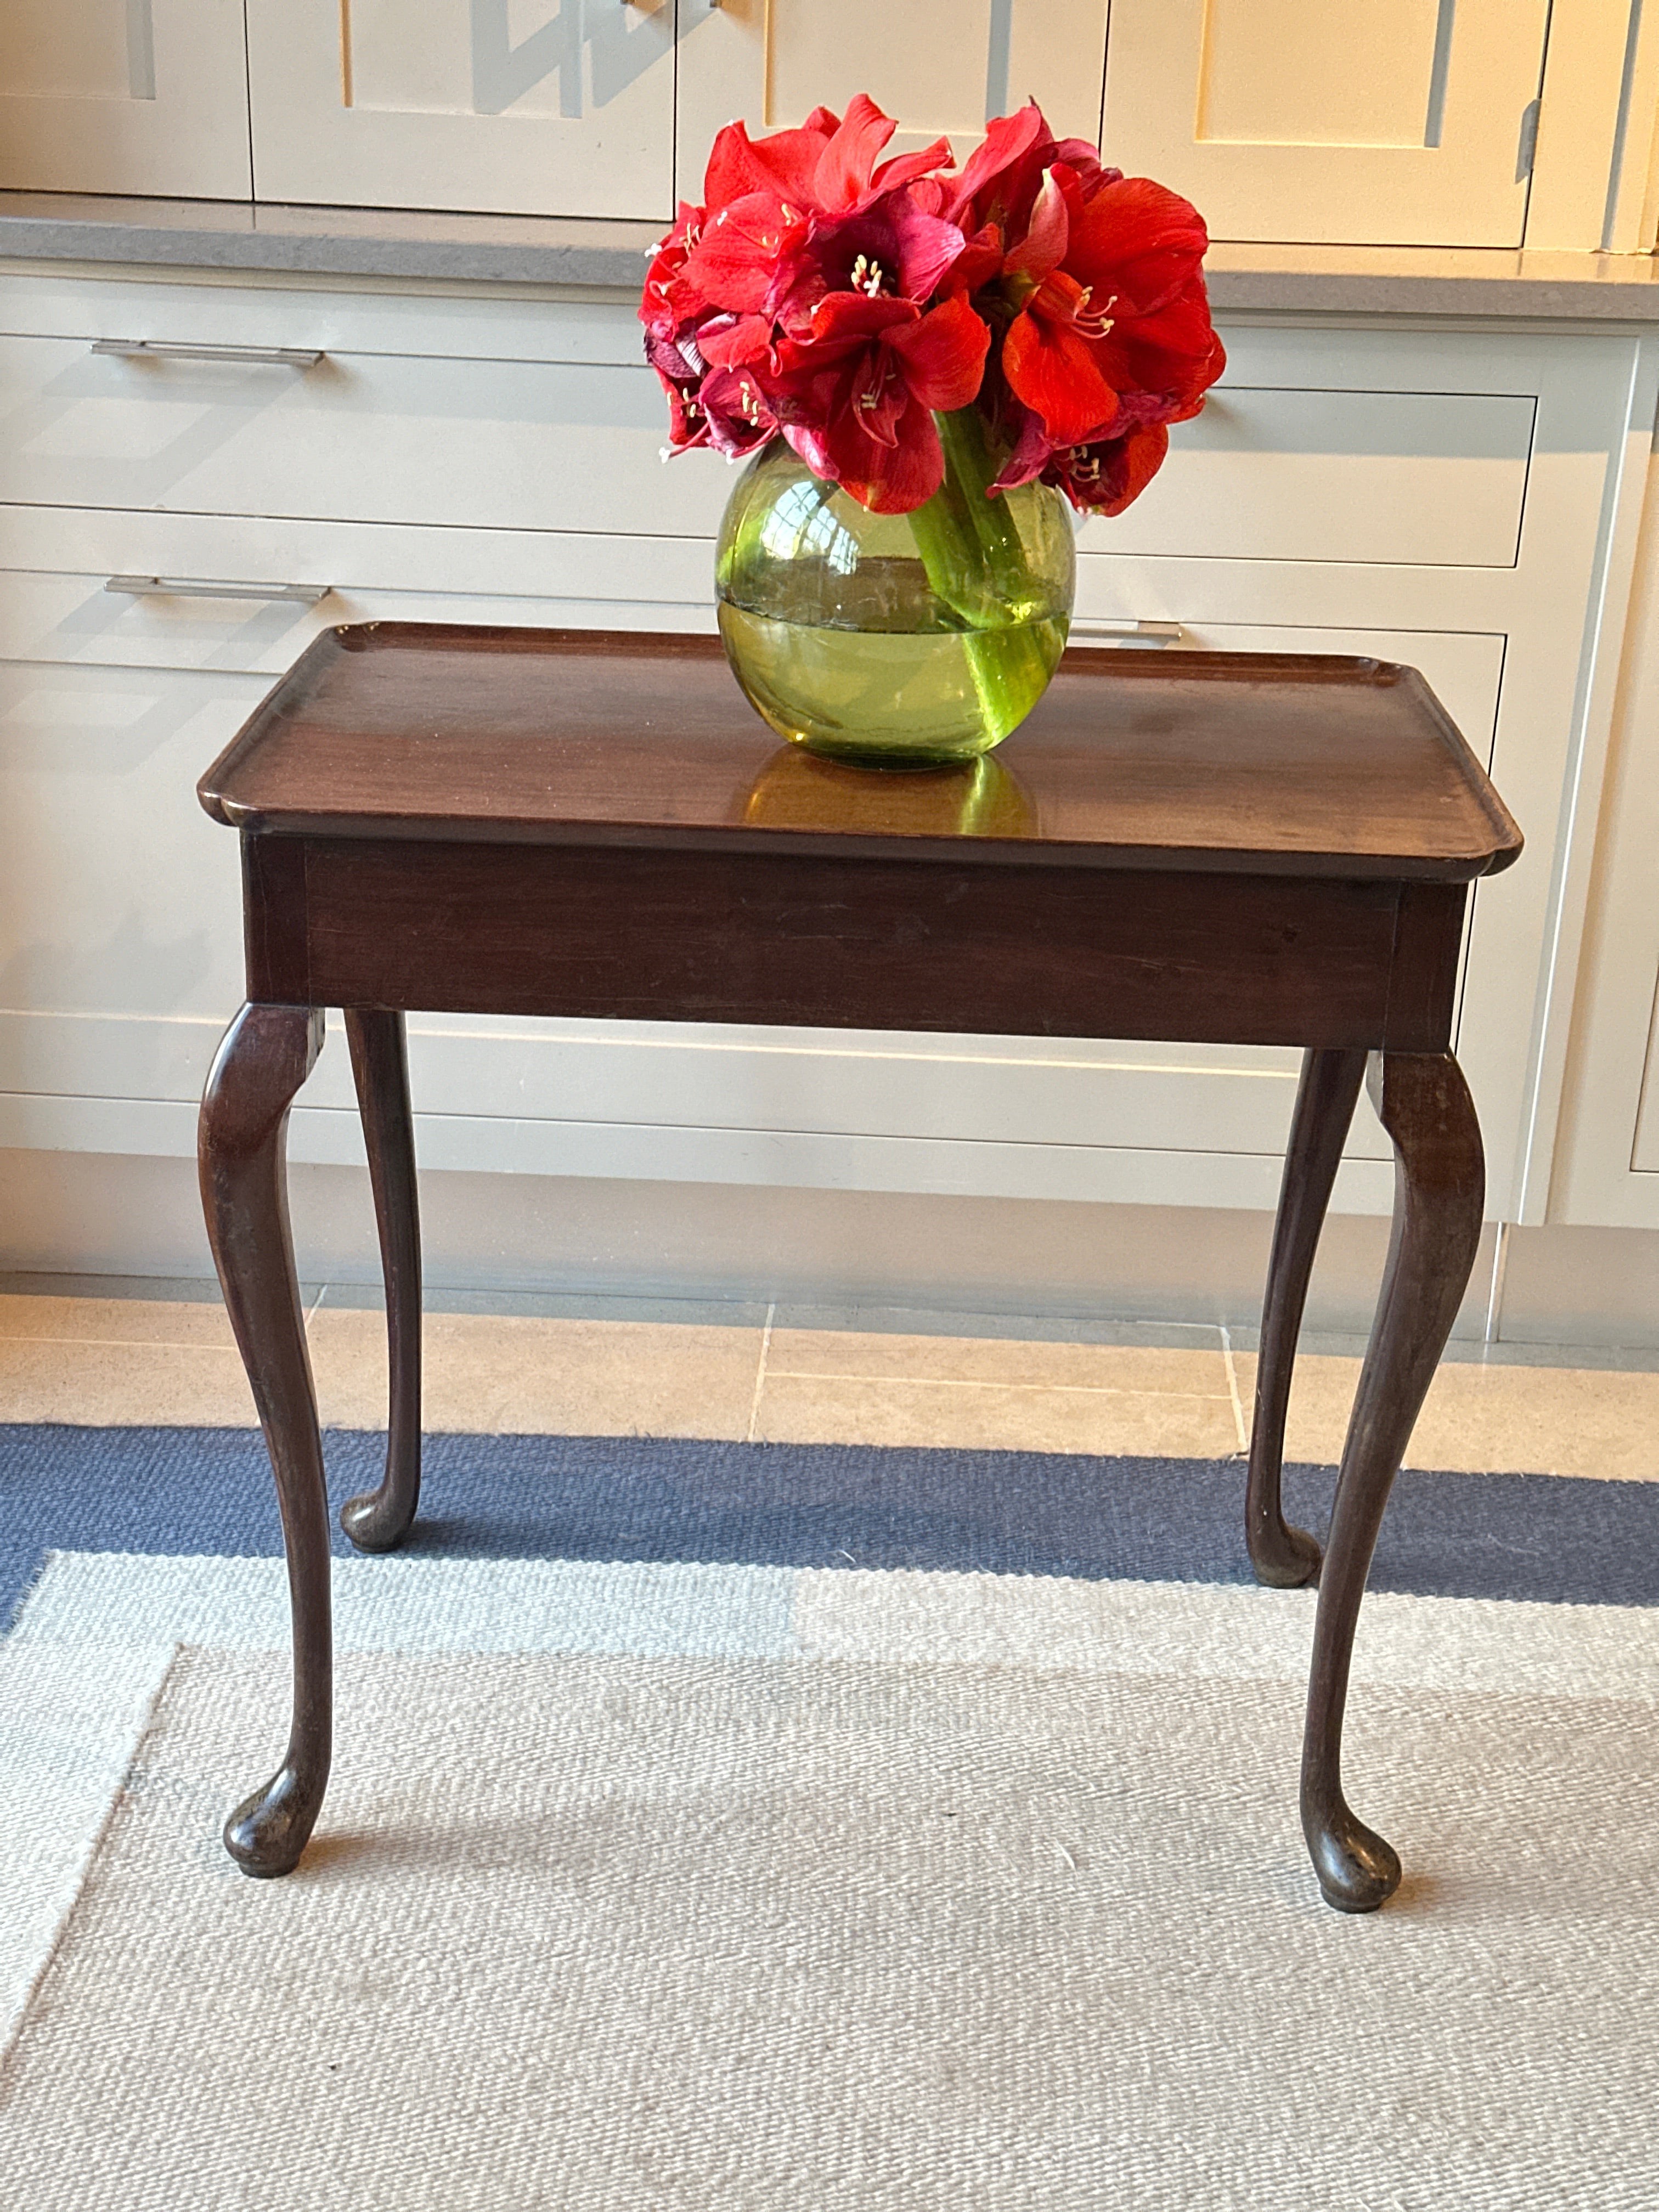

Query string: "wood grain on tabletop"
[200, 625, 1523, 879]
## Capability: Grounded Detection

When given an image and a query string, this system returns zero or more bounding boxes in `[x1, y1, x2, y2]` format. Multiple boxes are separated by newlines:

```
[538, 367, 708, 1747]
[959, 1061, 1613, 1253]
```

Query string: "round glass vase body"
[714, 411, 1076, 770]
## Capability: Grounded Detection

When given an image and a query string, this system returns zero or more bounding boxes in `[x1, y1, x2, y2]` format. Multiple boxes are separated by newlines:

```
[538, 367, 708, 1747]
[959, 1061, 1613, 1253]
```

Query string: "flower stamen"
[849, 254, 889, 298]
[1072, 286, 1118, 340]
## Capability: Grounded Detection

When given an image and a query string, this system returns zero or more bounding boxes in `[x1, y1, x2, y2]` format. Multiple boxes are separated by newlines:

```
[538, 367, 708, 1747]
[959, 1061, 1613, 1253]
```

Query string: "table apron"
[241, 834, 1465, 1052]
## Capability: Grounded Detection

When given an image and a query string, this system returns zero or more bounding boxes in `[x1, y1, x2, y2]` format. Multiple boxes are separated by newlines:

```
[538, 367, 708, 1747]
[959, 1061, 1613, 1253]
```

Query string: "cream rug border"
[5, 1552, 1656, 2063]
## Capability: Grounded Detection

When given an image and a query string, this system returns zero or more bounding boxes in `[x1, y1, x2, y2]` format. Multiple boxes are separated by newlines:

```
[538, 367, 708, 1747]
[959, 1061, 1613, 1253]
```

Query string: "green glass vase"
[714, 407, 1076, 770]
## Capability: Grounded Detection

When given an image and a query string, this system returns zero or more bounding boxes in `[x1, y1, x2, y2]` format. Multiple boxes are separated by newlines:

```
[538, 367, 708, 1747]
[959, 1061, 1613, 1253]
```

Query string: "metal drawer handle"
[1070, 618, 1186, 643]
[105, 575, 331, 605]
[92, 338, 324, 368]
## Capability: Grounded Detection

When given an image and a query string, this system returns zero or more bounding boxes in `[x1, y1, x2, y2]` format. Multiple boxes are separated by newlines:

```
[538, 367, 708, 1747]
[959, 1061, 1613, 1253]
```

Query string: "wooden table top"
[200, 625, 1523, 883]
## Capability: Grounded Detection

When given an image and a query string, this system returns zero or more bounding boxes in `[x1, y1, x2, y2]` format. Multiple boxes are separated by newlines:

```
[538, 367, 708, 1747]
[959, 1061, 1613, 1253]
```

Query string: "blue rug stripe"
[5, 1425, 1659, 1627]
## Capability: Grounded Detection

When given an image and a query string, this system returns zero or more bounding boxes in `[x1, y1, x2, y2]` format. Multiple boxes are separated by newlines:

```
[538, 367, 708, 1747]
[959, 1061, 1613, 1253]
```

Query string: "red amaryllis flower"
[645, 321, 778, 460]
[1045, 419, 1174, 517]
[941, 100, 1104, 262]
[998, 167, 1224, 455]
[640, 93, 1222, 522]
[677, 111, 962, 330]
[640, 95, 970, 486]
[702, 94, 953, 225]
[771, 291, 990, 514]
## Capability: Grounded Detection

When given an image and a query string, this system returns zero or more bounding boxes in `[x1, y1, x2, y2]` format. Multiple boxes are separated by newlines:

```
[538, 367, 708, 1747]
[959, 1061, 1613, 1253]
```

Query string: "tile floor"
[0, 1276, 1655, 1480]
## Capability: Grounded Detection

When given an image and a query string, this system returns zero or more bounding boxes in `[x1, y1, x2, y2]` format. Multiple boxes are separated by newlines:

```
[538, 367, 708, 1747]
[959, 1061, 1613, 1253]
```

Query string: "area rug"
[9, 1424, 1659, 1621]
[4, 1427, 1657, 2205]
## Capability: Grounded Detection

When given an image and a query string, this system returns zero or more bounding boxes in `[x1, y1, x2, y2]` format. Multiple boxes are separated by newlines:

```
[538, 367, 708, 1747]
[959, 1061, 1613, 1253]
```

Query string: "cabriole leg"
[1301, 1051, 1483, 1912]
[1248, 1047, 1367, 1587]
[339, 1008, 424, 1553]
[199, 1001, 330, 1877]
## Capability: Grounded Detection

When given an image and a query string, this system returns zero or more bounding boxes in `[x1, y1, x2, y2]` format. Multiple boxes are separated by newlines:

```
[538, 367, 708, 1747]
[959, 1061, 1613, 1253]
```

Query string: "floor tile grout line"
[746, 1302, 776, 1444]
[0, 1336, 242, 1356]
[1220, 1326, 1249, 1452]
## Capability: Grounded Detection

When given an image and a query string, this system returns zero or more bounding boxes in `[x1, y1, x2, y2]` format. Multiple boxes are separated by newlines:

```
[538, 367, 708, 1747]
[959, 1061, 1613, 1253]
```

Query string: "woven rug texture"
[3, 1634, 1657, 2210]
[5, 1413, 1658, 2207]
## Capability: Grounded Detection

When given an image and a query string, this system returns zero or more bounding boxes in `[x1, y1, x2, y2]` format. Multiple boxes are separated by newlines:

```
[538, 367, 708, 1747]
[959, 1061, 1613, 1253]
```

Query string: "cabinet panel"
[0, 0, 251, 198]
[245, 0, 676, 220]
[1103, 0, 1551, 246]
[1634, 1019, 1659, 1170]
[0, 337, 730, 541]
[0, 541, 710, 677]
[0, 661, 256, 1026]
[676, 1, 1109, 205]
[1553, 454, 1659, 1226]
[0, 338, 1534, 569]
[1080, 388, 1534, 568]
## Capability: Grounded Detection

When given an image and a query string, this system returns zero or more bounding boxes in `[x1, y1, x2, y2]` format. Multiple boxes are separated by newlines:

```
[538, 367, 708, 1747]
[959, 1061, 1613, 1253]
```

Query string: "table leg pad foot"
[223, 1764, 323, 1878]
[1250, 1520, 1322, 1589]
[340, 1486, 416, 1553]
[1305, 1800, 1403, 1914]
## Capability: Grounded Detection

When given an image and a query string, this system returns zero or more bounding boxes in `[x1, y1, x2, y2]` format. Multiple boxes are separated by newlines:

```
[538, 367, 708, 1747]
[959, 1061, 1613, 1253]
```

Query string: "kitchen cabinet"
[675, 0, 1109, 204]
[244, 0, 678, 221]
[0, 0, 250, 199]
[1101, 0, 1552, 247]
[1551, 460, 1659, 1229]
[0, 273, 1646, 1238]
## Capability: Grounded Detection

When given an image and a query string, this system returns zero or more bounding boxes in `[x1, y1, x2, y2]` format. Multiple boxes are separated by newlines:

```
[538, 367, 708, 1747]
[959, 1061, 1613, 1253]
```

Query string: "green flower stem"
[906, 407, 1060, 740]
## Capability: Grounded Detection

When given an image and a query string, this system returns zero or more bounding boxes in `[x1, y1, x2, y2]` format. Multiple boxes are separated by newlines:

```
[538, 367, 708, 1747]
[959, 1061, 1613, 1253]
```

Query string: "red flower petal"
[696, 313, 774, 371]
[816, 391, 945, 513]
[987, 406, 1058, 495]
[808, 291, 920, 343]
[1065, 174, 1211, 319]
[887, 295, 991, 413]
[869, 137, 956, 200]
[1089, 278, 1224, 409]
[1002, 166, 1071, 284]
[880, 194, 971, 301]
[813, 93, 900, 213]
[1002, 304, 1121, 447]
[945, 224, 1006, 294]
[1056, 422, 1170, 516]
[704, 114, 838, 211]
[680, 192, 808, 314]
[944, 103, 1047, 227]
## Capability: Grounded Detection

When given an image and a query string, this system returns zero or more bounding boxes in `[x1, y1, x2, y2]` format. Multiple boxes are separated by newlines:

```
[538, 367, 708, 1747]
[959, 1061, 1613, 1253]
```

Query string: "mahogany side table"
[196, 624, 1522, 1911]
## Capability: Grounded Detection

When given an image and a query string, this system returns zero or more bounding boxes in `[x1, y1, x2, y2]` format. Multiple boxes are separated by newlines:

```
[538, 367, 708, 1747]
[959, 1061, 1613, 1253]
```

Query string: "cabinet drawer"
[1080, 387, 1534, 567]
[0, 335, 730, 541]
[0, 514, 714, 675]
[0, 658, 256, 1028]
[1, 332, 1534, 568]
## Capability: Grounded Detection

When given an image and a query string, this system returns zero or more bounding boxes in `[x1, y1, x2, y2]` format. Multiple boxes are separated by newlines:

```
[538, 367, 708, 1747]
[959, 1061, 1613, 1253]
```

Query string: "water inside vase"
[718, 600, 1068, 766]
[714, 433, 1076, 768]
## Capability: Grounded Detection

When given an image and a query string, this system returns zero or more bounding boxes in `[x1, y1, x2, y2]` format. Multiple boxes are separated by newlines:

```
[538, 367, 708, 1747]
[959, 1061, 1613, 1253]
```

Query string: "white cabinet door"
[245, 0, 677, 219]
[675, 1, 1109, 205]
[1552, 460, 1659, 1230]
[1102, 0, 1551, 246]
[0, 659, 256, 1029]
[0, 0, 251, 197]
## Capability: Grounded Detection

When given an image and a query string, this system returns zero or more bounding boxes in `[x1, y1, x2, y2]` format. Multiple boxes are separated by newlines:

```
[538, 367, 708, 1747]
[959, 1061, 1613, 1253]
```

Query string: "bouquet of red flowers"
[640, 94, 1224, 520]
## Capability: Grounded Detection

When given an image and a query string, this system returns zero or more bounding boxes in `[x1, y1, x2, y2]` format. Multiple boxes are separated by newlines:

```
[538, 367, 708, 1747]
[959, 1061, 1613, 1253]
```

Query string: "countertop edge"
[6, 195, 1659, 318]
